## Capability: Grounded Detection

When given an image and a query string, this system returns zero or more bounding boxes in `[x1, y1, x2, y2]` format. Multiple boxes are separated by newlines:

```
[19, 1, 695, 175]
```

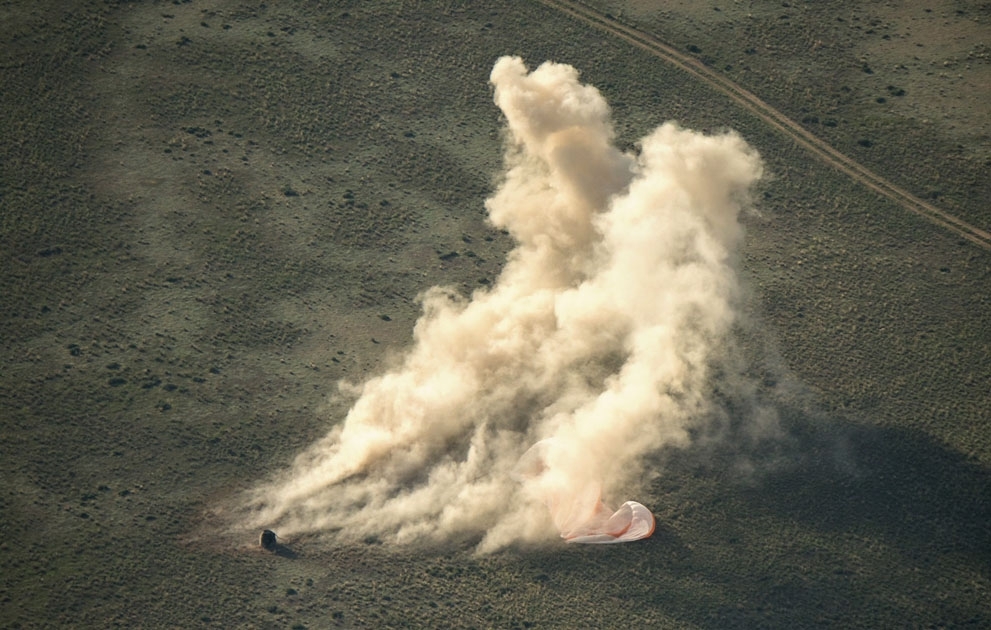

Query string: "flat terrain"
[1, 1, 988, 628]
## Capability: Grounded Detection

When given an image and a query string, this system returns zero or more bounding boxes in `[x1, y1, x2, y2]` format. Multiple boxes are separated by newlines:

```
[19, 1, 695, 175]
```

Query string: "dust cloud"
[241, 56, 765, 552]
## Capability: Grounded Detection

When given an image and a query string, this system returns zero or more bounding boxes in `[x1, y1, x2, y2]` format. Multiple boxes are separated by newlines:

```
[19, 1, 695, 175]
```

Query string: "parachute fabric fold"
[515, 439, 655, 544]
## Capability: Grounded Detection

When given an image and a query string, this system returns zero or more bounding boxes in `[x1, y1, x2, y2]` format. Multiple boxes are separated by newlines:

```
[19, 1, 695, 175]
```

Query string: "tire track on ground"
[539, 0, 991, 250]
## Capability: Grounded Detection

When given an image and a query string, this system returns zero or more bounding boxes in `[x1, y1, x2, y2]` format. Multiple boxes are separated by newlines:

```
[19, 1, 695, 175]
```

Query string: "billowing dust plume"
[242, 56, 764, 552]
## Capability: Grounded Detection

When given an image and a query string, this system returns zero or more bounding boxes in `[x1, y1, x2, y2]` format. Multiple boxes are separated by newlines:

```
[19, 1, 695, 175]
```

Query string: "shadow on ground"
[507, 404, 990, 628]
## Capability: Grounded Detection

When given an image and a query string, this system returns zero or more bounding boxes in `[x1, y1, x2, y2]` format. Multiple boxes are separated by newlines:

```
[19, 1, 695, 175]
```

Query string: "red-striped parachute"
[514, 440, 655, 544]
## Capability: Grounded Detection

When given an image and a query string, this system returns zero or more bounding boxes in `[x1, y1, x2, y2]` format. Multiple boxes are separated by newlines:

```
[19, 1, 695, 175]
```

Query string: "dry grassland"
[1, 1, 988, 627]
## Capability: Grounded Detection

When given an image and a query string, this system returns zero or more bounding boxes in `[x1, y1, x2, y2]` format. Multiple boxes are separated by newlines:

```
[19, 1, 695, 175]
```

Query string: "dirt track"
[539, 0, 991, 250]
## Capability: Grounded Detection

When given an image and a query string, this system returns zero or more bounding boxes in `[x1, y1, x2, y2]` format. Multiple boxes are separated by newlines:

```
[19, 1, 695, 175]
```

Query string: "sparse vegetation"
[1, 0, 988, 628]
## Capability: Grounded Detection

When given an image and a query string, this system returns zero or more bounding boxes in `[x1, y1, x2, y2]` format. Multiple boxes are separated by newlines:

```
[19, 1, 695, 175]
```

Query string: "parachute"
[514, 440, 655, 544]
[559, 499, 655, 544]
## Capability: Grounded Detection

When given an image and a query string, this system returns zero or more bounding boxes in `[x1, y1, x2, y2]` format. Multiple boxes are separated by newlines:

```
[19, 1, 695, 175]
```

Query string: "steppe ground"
[1, 0, 988, 628]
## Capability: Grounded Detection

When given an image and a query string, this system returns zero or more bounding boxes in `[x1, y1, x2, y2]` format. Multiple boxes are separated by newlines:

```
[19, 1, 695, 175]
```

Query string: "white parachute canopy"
[513, 439, 655, 544]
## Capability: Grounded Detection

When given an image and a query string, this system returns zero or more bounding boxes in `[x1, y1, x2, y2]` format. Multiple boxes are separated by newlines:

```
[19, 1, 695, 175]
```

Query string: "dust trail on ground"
[239, 56, 765, 552]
